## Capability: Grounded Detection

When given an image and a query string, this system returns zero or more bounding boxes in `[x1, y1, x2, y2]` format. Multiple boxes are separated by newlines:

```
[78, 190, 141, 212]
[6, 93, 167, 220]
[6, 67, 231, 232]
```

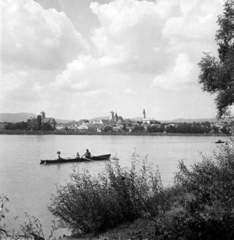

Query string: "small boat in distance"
[40, 154, 111, 165]
[215, 140, 225, 144]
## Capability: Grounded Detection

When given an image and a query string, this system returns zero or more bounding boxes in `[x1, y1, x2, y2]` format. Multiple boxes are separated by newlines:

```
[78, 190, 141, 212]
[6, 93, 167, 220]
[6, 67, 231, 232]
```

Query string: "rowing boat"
[40, 154, 111, 165]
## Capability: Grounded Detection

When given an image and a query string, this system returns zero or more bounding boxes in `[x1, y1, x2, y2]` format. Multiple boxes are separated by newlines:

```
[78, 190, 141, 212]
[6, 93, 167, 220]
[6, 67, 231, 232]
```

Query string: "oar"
[110, 151, 119, 160]
[81, 157, 92, 161]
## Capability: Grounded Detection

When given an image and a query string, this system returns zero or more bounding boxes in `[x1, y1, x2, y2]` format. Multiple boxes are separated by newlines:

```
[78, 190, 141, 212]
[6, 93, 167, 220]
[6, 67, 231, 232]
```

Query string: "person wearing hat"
[76, 152, 80, 158]
[57, 151, 61, 159]
[83, 149, 91, 158]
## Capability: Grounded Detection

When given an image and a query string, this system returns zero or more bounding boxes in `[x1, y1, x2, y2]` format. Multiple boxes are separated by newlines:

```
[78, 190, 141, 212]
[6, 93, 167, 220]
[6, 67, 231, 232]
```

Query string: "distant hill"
[89, 116, 144, 122]
[89, 116, 220, 123]
[0, 113, 37, 123]
[165, 118, 218, 123]
[0, 112, 222, 124]
[125, 117, 221, 123]
[89, 116, 109, 122]
[0, 112, 72, 124]
[130, 117, 142, 121]
[54, 118, 74, 124]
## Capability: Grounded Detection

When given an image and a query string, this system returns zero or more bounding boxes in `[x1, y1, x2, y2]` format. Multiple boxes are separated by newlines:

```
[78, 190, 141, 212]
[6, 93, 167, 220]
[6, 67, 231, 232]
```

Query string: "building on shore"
[40, 111, 57, 130]
[56, 124, 66, 131]
[27, 111, 57, 130]
[142, 109, 161, 129]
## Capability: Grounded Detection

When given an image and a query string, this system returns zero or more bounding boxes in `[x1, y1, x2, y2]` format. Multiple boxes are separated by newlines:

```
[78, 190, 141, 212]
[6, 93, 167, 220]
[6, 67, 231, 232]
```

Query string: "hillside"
[0, 113, 37, 123]
[89, 116, 219, 123]
[0, 112, 220, 124]
[0, 113, 72, 124]
[161, 118, 218, 123]
[89, 116, 109, 122]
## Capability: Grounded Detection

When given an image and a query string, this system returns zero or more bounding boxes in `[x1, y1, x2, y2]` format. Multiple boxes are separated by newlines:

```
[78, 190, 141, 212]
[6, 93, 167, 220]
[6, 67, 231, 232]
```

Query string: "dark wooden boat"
[215, 140, 225, 144]
[40, 154, 111, 165]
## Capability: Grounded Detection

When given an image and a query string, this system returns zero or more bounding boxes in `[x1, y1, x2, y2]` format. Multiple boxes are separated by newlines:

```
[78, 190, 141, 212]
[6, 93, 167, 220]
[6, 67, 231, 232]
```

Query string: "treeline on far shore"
[0, 120, 233, 135]
[0, 129, 229, 136]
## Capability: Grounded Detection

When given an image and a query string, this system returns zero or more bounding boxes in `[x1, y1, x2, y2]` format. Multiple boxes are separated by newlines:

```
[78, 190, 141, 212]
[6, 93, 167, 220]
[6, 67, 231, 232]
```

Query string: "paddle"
[81, 157, 92, 161]
[110, 152, 119, 160]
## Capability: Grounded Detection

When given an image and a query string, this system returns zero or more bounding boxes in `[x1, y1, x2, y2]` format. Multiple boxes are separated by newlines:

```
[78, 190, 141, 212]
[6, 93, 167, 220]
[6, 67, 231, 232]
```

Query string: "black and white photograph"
[0, 0, 234, 239]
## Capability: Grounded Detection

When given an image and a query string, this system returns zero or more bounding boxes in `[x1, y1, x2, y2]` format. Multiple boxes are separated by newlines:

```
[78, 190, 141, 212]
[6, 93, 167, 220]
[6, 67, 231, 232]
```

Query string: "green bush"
[49, 160, 163, 234]
[153, 138, 234, 240]
[132, 125, 145, 133]
[0, 194, 57, 240]
[49, 140, 234, 238]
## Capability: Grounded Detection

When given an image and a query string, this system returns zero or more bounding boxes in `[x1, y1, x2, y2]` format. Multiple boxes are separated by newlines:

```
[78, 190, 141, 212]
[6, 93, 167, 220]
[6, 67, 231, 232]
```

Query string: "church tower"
[40, 111, 45, 120]
[110, 111, 114, 121]
[115, 113, 118, 122]
[143, 109, 146, 119]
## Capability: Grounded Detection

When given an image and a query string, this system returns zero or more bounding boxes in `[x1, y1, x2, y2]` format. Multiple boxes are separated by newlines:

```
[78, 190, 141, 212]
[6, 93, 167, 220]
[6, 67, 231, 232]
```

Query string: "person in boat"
[76, 152, 80, 158]
[57, 151, 61, 159]
[83, 149, 91, 158]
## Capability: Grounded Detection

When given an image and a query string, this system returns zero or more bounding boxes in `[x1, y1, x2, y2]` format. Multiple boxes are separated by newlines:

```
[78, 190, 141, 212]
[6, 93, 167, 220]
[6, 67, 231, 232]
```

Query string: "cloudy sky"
[0, 0, 226, 120]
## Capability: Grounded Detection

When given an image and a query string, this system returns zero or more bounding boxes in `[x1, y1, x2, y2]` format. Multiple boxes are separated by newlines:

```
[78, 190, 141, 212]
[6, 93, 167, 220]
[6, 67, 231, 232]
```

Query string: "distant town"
[0, 110, 234, 135]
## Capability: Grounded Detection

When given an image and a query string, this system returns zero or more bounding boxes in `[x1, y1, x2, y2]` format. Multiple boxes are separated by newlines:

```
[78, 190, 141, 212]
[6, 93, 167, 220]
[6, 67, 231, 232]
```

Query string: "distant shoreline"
[0, 130, 229, 137]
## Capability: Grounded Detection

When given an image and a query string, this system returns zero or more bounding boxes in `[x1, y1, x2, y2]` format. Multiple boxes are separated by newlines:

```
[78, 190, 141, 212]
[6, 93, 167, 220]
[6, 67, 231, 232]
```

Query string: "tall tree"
[198, 0, 234, 118]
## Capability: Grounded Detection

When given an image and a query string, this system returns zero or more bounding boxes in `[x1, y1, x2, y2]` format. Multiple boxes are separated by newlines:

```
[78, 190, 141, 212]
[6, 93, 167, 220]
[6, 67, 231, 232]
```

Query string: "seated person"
[84, 149, 91, 158]
[57, 151, 61, 159]
[76, 152, 80, 158]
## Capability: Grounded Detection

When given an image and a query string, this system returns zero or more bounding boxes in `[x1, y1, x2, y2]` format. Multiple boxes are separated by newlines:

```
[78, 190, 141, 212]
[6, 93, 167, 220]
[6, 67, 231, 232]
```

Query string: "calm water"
[0, 134, 229, 235]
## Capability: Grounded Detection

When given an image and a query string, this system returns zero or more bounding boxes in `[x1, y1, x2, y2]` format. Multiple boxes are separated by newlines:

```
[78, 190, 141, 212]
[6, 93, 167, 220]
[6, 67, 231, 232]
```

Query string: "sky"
[0, 0, 227, 120]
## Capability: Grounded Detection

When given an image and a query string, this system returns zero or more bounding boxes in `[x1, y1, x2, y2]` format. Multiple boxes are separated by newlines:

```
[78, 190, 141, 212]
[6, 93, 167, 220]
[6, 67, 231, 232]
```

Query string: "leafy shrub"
[147, 125, 162, 133]
[49, 160, 163, 234]
[153, 138, 234, 240]
[0, 194, 57, 240]
[132, 125, 145, 133]
[165, 125, 177, 133]
[176, 140, 234, 211]
[103, 126, 113, 132]
[0, 194, 9, 237]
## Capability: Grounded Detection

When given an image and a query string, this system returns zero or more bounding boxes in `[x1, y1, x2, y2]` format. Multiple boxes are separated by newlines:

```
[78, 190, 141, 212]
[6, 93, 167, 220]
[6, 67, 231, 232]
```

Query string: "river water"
[0, 134, 229, 236]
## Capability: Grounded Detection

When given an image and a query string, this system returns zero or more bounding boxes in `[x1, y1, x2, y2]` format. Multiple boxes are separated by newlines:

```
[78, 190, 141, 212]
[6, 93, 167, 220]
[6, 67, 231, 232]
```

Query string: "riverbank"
[0, 129, 229, 137]
[49, 139, 234, 240]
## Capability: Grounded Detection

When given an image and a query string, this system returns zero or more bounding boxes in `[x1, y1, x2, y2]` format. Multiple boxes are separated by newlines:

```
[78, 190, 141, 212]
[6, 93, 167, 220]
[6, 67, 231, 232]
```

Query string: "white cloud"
[88, 0, 223, 90]
[1, 0, 88, 70]
[151, 54, 194, 90]
[0, 71, 42, 103]
[52, 0, 223, 97]
[90, 0, 178, 73]
[41, 0, 224, 100]
[124, 88, 134, 95]
[85, 89, 110, 97]
[71, 82, 89, 91]
[52, 55, 110, 93]
[0, 0, 223, 119]
[162, 0, 223, 58]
